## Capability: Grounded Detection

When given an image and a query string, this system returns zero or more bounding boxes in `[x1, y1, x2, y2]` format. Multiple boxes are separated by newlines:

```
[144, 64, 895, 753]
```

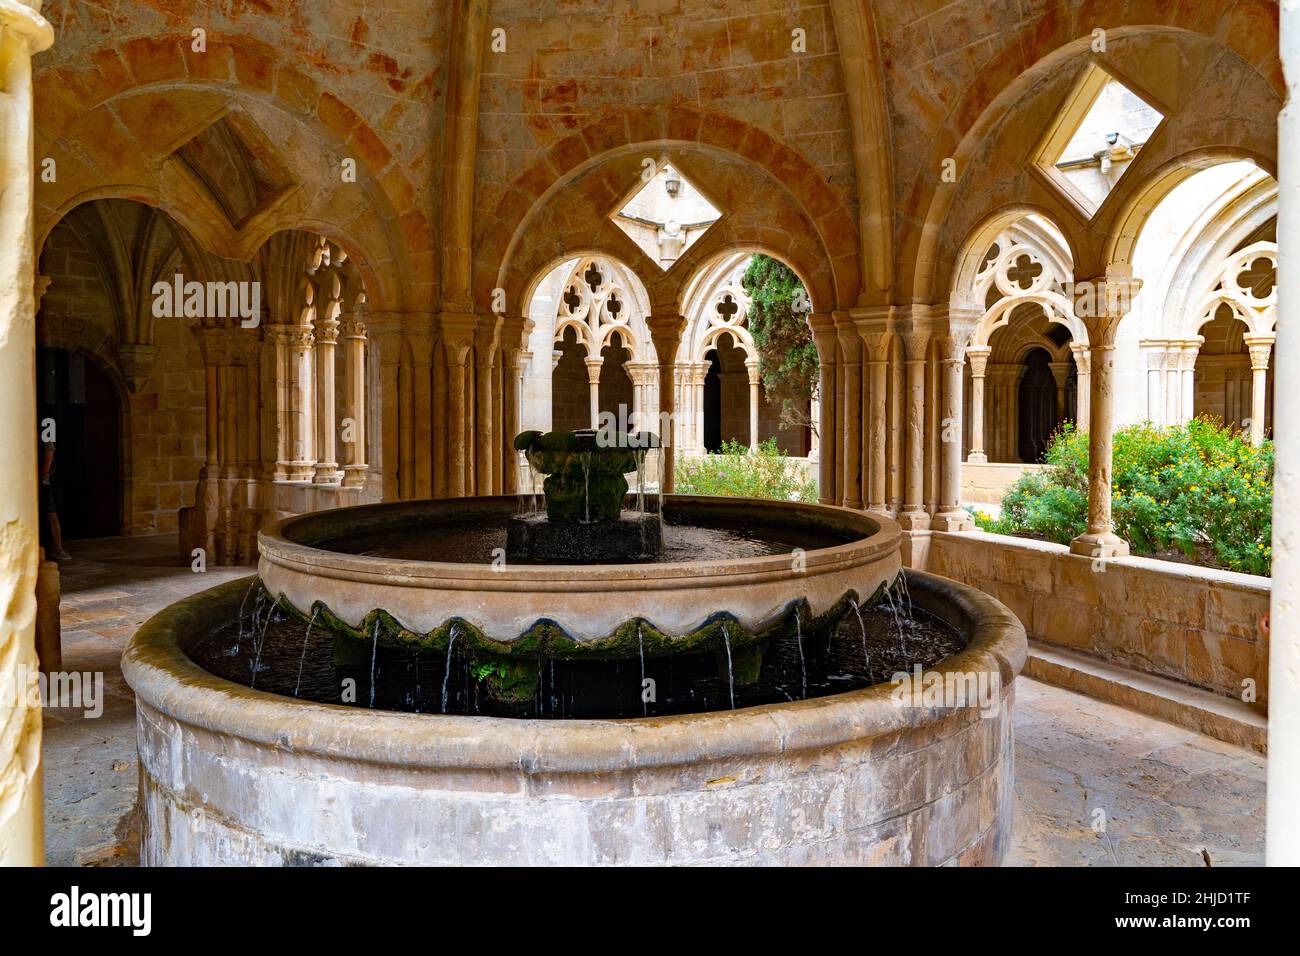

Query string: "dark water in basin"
[310, 513, 855, 564]
[189, 588, 966, 719]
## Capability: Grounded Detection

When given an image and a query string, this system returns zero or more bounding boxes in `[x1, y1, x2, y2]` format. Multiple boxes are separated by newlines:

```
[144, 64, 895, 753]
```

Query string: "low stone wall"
[928, 531, 1269, 708]
[961, 462, 1042, 506]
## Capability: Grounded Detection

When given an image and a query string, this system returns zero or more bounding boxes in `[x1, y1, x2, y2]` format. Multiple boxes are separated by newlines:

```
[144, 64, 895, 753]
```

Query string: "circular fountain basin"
[257, 495, 901, 648]
[122, 569, 1026, 866]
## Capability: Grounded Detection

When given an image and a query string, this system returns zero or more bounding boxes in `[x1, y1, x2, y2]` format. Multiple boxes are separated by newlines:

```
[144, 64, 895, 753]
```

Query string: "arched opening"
[1017, 348, 1057, 462]
[701, 331, 751, 452]
[1194, 308, 1273, 434]
[37, 347, 122, 541]
[680, 252, 817, 459]
[550, 325, 590, 432]
[1123, 160, 1277, 433]
[522, 255, 653, 437]
[597, 331, 634, 423]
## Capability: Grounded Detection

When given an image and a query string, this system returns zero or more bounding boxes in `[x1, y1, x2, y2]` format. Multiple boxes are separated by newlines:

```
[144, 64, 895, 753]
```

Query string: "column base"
[313, 462, 342, 484]
[897, 508, 931, 532]
[341, 464, 369, 489]
[283, 461, 316, 482]
[933, 509, 973, 532]
[966, 452, 987, 464]
[1068, 531, 1130, 560]
[842, 498, 863, 510]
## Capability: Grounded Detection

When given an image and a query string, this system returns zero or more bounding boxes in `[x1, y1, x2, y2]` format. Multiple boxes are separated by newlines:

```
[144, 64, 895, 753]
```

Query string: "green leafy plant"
[981, 418, 1272, 575]
[675, 438, 817, 502]
[741, 254, 818, 432]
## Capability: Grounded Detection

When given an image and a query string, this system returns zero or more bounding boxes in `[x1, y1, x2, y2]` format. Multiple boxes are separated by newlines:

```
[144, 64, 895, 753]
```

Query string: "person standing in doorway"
[39, 422, 71, 562]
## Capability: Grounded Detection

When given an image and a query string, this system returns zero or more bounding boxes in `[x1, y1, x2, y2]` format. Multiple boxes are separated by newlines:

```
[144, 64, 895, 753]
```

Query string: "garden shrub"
[674, 438, 818, 502]
[979, 418, 1272, 575]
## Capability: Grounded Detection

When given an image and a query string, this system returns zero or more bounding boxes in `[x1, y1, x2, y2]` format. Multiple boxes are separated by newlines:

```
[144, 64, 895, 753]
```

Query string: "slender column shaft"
[967, 347, 989, 463]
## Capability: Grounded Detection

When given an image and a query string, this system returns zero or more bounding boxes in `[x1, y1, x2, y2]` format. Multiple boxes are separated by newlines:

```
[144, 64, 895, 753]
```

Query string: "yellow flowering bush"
[974, 418, 1272, 575]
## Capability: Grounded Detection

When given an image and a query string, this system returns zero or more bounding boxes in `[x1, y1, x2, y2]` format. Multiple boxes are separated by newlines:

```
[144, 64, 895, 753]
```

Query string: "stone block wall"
[929, 531, 1269, 708]
[962, 462, 1042, 506]
[38, 221, 206, 537]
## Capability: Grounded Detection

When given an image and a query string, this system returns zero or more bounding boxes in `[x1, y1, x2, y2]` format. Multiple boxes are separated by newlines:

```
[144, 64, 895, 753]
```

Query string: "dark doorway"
[702, 351, 722, 452]
[37, 348, 121, 541]
[1017, 348, 1056, 463]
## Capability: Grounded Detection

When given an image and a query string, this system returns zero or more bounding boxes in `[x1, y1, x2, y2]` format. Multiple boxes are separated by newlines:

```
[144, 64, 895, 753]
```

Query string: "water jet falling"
[294, 608, 319, 698]
[441, 625, 458, 714]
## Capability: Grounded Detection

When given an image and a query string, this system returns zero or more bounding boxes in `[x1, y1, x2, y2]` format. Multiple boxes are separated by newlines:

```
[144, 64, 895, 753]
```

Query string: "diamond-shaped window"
[611, 162, 721, 270]
[1035, 65, 1164, 218]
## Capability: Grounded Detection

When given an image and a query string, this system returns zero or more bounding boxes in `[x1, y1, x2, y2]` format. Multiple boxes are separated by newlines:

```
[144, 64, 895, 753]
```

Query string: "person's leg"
[42, 486, 70, 560]
[48, 511, 67, 558]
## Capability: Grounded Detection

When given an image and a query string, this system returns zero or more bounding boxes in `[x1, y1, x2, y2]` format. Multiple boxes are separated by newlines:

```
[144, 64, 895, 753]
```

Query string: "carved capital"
[116, 344, 159, 392]
[966, 345, 991, 378]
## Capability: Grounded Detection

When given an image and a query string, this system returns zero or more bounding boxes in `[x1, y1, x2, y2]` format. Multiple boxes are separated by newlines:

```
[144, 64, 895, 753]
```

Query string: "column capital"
[313, 314, 340, 345]
[1244, 332, 1275, 370]
[966, 345, 991, 377]
[835, 322, 862, 362]
[474, 313, 502, 368]
[583, 355, 604, 384]
[1068, 270, 1143, 346]
[1048, 360, 1072, 389]
[646, 313, 686, 363]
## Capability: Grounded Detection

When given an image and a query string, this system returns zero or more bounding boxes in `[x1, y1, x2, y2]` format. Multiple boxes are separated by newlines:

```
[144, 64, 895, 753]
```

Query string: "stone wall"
[928, 531, 1269, 708]
[130, 315, 205, 535]
[962, 462, 1041, 506]
[38, 220, 206, 537]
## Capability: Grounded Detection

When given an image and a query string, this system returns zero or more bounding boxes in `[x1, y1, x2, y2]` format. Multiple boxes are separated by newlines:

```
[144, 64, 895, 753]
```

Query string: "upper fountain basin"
[257, 495, 901, 645]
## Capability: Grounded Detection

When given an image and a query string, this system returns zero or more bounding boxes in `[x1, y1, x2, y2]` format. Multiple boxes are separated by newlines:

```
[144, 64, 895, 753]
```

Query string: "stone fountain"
[123, 429, 1027, 866]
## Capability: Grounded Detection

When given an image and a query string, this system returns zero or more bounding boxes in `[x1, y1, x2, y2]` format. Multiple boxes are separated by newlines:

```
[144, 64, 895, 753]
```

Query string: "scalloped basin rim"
[256, 495, 903, 642]
[264, 494, 890, 579]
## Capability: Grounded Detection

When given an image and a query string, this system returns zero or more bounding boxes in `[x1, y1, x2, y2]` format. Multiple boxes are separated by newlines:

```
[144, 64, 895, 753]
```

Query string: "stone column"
[808, 394, 821, 461]
[584, 355, 603, 430]
[1049, 360, 1071, 426]
[0, 0, 53, 866]
[746, 359, 761, 450]
[810, 314, 838, 505]
[898, 327, 930, 530]
[440, 314, 476, 498]
[1181, 342, 1199, 424]
[500, 316, 529, 494]
[859, 329, 890, 515]
[935, 319, 976, 531]
[836, 322, 862, 509]
[1071, 343, 1091, 432]
[1269, 0, 1300, 862]
[965, 346, 990, 462]
[340, 313, 368, 488]
[407, 328, 434, 498]
[1244, 333, 1274, 445]
[647, 315, 686, 492]
[693, 364, 707, 452]
[1069, 272, 1141, 560]
[312, 311, 341, 484]
[475, 319, 501, 495]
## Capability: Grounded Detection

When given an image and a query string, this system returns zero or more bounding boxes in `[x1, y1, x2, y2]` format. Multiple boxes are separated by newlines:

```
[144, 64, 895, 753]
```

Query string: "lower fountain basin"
[122, 569, 1026, 866]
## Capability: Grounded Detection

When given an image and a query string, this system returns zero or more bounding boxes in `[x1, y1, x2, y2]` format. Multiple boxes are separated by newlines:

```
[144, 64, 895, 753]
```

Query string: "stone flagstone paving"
[41, 535, 1265, 866]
